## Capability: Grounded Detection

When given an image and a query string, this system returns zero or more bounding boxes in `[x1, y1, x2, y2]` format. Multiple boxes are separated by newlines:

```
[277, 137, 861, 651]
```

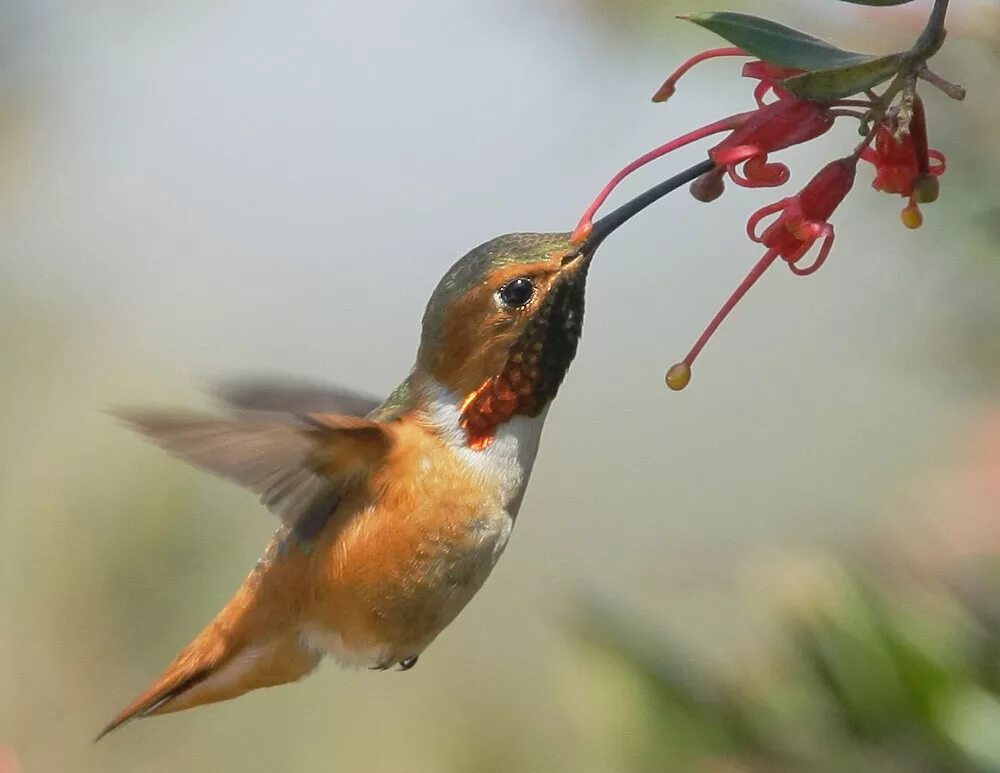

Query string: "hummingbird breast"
[296, 393, 546, 668]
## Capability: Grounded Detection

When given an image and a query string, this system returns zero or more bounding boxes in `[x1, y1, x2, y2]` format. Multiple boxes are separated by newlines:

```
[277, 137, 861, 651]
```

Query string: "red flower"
[860, 96, 946, 228]
[651, 50, 827, 189]
[666, 157, 858, 391]
[748, 156, 857, 273]
[571, 52, 837, 243]
[709, 97, 834, 188]
[571, 97, 838, 242]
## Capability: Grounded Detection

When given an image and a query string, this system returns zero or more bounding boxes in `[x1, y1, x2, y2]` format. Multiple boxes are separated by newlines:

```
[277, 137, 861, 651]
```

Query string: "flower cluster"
[571, 47, 951, 391]
[861, 96, 946, 229]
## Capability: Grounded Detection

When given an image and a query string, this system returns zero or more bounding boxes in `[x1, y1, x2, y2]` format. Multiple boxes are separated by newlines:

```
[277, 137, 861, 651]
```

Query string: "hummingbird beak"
[571, 158, 715, 260]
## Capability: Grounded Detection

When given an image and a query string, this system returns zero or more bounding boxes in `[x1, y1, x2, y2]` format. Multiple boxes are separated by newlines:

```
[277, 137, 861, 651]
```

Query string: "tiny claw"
[666, 362, 691, 391]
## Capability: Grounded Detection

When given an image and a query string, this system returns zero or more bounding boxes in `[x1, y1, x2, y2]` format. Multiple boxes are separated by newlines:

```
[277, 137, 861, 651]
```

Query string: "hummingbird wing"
[117, 411, 392, 541]
[213, 375, 382, 419]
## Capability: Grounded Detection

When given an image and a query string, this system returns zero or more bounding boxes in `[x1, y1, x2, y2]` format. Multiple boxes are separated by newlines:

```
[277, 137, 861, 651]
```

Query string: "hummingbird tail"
[95, 595, 320, 740]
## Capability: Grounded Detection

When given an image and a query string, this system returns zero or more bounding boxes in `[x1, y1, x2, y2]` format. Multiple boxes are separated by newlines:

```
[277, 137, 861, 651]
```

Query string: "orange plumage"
[98, 206, 673, 736]
[98, 405, 502, 738]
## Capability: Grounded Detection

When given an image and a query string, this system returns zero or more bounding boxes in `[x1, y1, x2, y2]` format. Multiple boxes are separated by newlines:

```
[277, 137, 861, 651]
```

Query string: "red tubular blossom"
[748, 156, 857, 273]
[575, 54, 848, 238]
[710, 98, 835, 188]
[573, 97, 839, 240]
[666, 157, 858, 390]
[860, 96, 946, 228]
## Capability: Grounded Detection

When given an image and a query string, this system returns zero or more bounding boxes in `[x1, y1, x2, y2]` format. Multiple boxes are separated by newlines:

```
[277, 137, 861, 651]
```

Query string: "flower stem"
[854, 0, 955, 144]
[917, 67, 966, 101]
[913, 0, 950, 59]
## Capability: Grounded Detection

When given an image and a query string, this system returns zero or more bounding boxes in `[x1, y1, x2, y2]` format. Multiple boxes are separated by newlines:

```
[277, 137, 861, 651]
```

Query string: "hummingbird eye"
[497, 277, 535, 309]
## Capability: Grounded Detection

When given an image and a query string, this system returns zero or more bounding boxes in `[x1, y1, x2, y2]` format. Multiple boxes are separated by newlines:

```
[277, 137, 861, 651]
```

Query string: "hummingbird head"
[416, 232, 588, 445]
[412, 160, 714, 449]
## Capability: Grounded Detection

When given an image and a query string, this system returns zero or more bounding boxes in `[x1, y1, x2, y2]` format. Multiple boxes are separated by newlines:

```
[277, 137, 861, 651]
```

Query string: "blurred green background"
[1, 1, 998, 771]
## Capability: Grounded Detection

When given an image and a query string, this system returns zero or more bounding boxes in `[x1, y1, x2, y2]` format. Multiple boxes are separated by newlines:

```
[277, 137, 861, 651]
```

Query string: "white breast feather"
[420, 378, 548, 518]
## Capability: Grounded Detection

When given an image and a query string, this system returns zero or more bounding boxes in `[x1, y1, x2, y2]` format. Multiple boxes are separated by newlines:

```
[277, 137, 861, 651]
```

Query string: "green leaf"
[682, 12, 874, 71]
[835, 0, 917, 5]
[781, 53, 904, 100]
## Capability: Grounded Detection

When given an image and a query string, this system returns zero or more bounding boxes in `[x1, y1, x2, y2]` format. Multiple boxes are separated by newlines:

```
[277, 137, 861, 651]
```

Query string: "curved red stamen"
[788, 229, 835, 276]
[680, 248, 781, 368]
[716, 149, 781, 187]
[743, 155, 790, 186]
[574, 111, 753, 236]
[725, 157, 789, 189]
[726, 163, 754, 187]
[652, 47, 748, 102]
[746, 200, 788, 242]
[752, 80, 771, 107]
[928, 149, 946, 174]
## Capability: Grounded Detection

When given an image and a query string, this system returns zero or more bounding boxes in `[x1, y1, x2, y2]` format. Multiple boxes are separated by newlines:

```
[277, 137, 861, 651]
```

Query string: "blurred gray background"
[1, 1, 997, 770]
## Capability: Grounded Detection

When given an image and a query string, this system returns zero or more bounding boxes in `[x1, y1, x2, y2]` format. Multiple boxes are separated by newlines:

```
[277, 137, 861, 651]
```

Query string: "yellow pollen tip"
[900, 202, 923, 229]
[666, 362, 691, 391]
[651, 83, 675, 103]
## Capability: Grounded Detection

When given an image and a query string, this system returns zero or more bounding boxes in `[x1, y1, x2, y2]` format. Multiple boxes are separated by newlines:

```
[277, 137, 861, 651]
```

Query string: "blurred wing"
[214, 375, 382, 420]
[118, 411, 392, 541]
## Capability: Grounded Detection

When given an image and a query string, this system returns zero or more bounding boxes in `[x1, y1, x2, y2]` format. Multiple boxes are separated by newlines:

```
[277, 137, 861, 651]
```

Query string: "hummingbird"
[97, 161, 712, 739]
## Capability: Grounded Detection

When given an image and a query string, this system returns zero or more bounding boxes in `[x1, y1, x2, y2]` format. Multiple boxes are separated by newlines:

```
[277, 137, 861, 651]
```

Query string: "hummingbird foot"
[369, 655, 419, 671]
[369, 655, 420, 671]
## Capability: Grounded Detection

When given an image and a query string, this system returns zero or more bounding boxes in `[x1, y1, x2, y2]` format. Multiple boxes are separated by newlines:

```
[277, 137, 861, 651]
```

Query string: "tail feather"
[96, 617, 319, 740]
[95, 664, 213, 741]
[95, 617, 230, 742]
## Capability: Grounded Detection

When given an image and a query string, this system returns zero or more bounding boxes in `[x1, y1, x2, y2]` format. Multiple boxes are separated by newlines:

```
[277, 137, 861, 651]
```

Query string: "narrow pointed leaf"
[836, 0, 916, 5]
[781, 53, 905, 100]
[682, 12, 874, 71]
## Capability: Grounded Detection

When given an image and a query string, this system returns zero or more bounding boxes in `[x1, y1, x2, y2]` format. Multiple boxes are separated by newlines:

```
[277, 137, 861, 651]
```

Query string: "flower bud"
[914, 173, 940, 204]
[689, 168, 726, 203]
